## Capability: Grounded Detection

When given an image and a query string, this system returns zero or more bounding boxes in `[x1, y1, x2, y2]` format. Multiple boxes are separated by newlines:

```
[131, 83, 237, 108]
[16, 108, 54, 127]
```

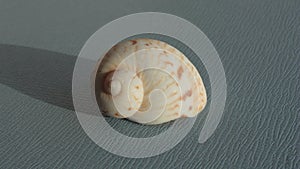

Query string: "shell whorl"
[95, 38, 207, 124]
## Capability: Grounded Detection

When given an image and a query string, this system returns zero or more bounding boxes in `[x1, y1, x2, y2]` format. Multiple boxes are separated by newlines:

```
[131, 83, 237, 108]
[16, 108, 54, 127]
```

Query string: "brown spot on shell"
[177, 66, 184, 79]
[167, 96, 181, 106]
[167, 112, 179, 117]
[168, 104, 179, 111]
[164, 61, 174, 66]
[182, 89, 192, 101]
[131, 40, 137, 45]
[133, 95, 139, 101]
[189, 106, 192, 111]
[145, 43, 149, 46]
[174, 104, 179, 109]
[169, 48, 175, 53]
[168, 91, 177, 97]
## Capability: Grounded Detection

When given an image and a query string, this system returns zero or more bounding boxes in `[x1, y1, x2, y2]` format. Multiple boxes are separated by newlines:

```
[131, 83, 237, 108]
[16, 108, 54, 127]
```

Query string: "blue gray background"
[0, 0, 299, 168]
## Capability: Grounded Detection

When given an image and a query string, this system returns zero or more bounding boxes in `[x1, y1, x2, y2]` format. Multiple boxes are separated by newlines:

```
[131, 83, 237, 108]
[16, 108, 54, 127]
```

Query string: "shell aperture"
[94, 38, 207, 125]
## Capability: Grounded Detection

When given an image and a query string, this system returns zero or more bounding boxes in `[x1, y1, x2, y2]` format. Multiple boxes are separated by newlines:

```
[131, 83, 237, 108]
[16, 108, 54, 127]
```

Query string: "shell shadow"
[0, 44, 75, 110]
[0, 44, 174, 137]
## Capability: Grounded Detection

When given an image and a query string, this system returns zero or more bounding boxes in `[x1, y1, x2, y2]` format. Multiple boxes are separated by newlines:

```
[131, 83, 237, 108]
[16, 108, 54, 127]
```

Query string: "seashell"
[94, 38, 207, 125]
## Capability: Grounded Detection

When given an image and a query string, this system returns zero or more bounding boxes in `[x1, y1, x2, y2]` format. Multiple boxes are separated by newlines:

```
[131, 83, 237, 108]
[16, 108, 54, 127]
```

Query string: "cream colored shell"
[94, 38, 207, 125]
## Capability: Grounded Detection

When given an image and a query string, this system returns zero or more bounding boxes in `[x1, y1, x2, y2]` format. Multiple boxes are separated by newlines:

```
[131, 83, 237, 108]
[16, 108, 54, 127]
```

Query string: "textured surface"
[0, 0, 300, 168]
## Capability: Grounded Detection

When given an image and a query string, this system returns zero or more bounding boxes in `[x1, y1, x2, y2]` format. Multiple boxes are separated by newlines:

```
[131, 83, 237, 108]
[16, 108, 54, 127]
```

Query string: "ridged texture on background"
[0, 0, 299, 168]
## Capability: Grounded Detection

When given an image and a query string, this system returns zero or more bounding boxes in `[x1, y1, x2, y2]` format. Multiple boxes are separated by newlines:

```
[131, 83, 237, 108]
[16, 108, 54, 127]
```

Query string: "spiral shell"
[94, 38, 207, 125]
